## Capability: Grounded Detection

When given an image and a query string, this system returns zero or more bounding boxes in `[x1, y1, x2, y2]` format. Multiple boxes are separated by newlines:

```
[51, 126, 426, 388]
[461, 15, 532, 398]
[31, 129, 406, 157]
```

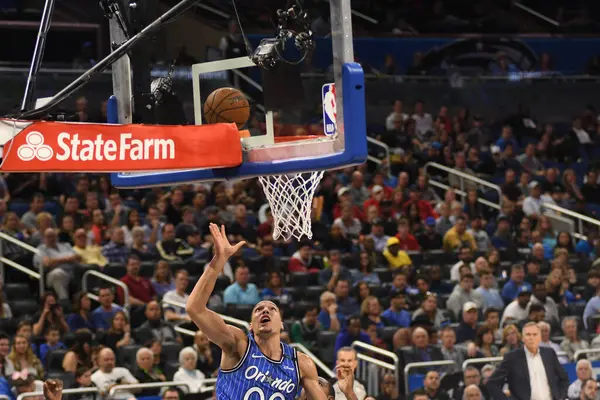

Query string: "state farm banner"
[0, 119, 243, 172]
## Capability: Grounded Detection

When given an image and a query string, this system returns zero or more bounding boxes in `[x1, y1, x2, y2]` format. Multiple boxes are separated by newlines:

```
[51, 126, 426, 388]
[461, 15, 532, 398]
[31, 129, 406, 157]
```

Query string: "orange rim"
[274, 135, 326, 143]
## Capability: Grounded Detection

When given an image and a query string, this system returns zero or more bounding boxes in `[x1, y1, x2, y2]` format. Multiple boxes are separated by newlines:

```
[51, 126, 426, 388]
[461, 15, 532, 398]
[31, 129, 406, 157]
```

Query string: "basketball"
[203, 87, 250, 129]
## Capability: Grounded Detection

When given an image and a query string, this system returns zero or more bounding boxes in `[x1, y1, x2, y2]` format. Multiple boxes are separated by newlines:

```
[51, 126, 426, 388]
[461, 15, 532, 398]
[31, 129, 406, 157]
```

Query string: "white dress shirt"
[525, 347, 553, 400]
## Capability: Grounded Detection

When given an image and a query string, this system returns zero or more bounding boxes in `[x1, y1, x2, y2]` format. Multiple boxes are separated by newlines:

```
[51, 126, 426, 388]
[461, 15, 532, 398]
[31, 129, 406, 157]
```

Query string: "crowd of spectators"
[0, 97, 599, 400]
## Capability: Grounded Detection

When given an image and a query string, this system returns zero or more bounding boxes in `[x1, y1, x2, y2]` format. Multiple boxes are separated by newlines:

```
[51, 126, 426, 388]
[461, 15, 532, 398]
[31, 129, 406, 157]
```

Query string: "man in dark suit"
[486, 322, 568, 400]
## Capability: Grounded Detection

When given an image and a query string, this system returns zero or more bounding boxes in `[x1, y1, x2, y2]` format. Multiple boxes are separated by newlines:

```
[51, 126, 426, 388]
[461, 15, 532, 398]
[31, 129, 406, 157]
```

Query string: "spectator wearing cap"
[522, 181, 556, 220]
[491, 216, 513, 250]
[156, 223, 194, 261]
[223, 264, 260, 306]
[333, 187, 365, 221]
[447, 274, 483, 321]
[500, 286, 532, 327]
[450, 247, 475, 282]
[381, 290, 411, 328]
[475, 270, 504, 312]
[383, 237, 412, 269]
[443, 216, 476, 253]
[289, 241, 322, 273]
[418, 217, 443, 251]
[366, 218, 390, 252]
[363, 185, 384, 215]
[518, 303, 546, 330]
[501, 264, 532, 304]
[468, 216, 491, 252]
[395, 219, 420, 251]
[560, 317, 589, 361]
[118, 255, 156, 305]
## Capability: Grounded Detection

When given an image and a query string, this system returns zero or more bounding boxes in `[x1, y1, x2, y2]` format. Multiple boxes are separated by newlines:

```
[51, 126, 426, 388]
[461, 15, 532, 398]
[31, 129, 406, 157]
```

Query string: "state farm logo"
[14, 132, 175, 162]
[17, 131, 53, 161]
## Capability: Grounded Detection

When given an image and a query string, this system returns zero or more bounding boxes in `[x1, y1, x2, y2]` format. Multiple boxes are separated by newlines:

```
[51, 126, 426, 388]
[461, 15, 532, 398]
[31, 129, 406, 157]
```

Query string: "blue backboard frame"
[110, 62, 366, 187]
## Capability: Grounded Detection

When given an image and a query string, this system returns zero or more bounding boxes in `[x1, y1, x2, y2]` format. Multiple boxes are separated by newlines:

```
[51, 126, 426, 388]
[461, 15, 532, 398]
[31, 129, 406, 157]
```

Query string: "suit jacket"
[486, 346, 568, 400]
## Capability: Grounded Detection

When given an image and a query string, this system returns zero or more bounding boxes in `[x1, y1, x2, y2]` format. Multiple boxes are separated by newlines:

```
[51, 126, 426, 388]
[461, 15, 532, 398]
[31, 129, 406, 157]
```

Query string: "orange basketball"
[203, 87, 250, 129]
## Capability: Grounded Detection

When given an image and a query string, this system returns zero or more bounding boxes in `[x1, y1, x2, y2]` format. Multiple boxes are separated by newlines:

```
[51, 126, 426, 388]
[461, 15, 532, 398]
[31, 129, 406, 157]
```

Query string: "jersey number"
[242, 388, 286, 400]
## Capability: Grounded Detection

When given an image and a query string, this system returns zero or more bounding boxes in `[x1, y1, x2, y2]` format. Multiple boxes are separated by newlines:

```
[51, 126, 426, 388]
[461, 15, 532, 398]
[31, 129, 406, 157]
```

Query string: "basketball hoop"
[259, 170, 324, 241]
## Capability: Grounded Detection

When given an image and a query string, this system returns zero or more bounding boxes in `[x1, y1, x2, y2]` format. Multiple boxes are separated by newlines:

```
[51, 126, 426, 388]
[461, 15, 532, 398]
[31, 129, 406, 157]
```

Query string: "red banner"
[0, 120, 243, 172]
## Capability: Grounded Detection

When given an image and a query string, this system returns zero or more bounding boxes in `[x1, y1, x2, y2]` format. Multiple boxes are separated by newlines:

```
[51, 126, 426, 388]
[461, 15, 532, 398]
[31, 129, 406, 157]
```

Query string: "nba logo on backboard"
[322, 83, 337, 136]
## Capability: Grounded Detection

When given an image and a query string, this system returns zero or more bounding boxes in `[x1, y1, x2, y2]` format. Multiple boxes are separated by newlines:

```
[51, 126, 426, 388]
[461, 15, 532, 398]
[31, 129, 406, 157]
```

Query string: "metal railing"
[403, 360, 456, 396]
[574, 348, 600, 360]
[424, 162, 503, 210]
[82, 270, 130, 308]
[463, 357, 503, 369]
[367, 136, 391, 170]
[0, 231, 43, 295]
[17, 387, 98, 400]
[352, 341, 400, 396]
[199, 378, 218, 394]
[110, 381, 190, 396]
[542, 202, 600, 241]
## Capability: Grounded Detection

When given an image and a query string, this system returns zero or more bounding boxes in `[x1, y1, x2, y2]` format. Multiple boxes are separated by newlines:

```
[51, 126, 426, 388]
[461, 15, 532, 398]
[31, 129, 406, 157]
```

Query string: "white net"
[258, 171, 325, 241]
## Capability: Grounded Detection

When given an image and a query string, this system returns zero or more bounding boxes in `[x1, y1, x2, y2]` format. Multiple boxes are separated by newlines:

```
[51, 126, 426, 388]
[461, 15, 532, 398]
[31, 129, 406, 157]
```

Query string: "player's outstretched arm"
[186, 223, 246, 353]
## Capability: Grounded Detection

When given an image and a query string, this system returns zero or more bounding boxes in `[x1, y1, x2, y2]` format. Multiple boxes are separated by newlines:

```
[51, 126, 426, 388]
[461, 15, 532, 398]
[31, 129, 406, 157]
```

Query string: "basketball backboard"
[109, 0, 367, 188]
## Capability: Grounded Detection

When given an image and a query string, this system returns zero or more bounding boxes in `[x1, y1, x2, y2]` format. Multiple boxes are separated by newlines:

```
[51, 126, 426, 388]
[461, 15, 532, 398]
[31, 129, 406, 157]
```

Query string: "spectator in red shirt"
[118, 255, 156, 305]
[288, 242, 322, 273]
[363, 185, 384, 216]
[370, 171, 393, 200]
[332, 188, 365, 221]
[404, 187, 438, 221]
[395, 219, 420, 251]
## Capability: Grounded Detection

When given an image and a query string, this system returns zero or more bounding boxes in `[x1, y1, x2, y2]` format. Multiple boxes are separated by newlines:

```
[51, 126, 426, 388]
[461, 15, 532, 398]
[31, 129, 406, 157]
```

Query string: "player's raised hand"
[209, 223, 245, 260]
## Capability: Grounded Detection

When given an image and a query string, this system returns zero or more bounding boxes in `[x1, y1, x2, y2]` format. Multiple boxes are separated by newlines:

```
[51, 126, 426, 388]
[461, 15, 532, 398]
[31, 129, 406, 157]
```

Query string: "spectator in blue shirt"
[334, 279, 360, 318]
[496, 125, 519, 153]
[66, 292, 96, 332]
[381, 290, 412, 328]
[91, 287, 123, 330]
[38, 325, 65, 366]
[475, 271, 504, 312]
[583, 287, 600, 330]
[101, 228, 129, 264]
[501, 264, 531, 304]
[223, 265, 260, 306]
[317, 291, 345, 332]
[333, 316, 371, 361]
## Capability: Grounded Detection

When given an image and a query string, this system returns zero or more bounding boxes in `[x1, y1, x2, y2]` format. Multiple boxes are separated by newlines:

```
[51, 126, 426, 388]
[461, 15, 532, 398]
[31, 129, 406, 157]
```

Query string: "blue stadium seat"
[9, 201, 28, 216]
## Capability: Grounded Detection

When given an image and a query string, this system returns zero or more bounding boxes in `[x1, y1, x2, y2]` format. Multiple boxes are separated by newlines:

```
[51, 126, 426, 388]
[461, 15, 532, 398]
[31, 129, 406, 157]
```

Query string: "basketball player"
[187, 224, 358, 400]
